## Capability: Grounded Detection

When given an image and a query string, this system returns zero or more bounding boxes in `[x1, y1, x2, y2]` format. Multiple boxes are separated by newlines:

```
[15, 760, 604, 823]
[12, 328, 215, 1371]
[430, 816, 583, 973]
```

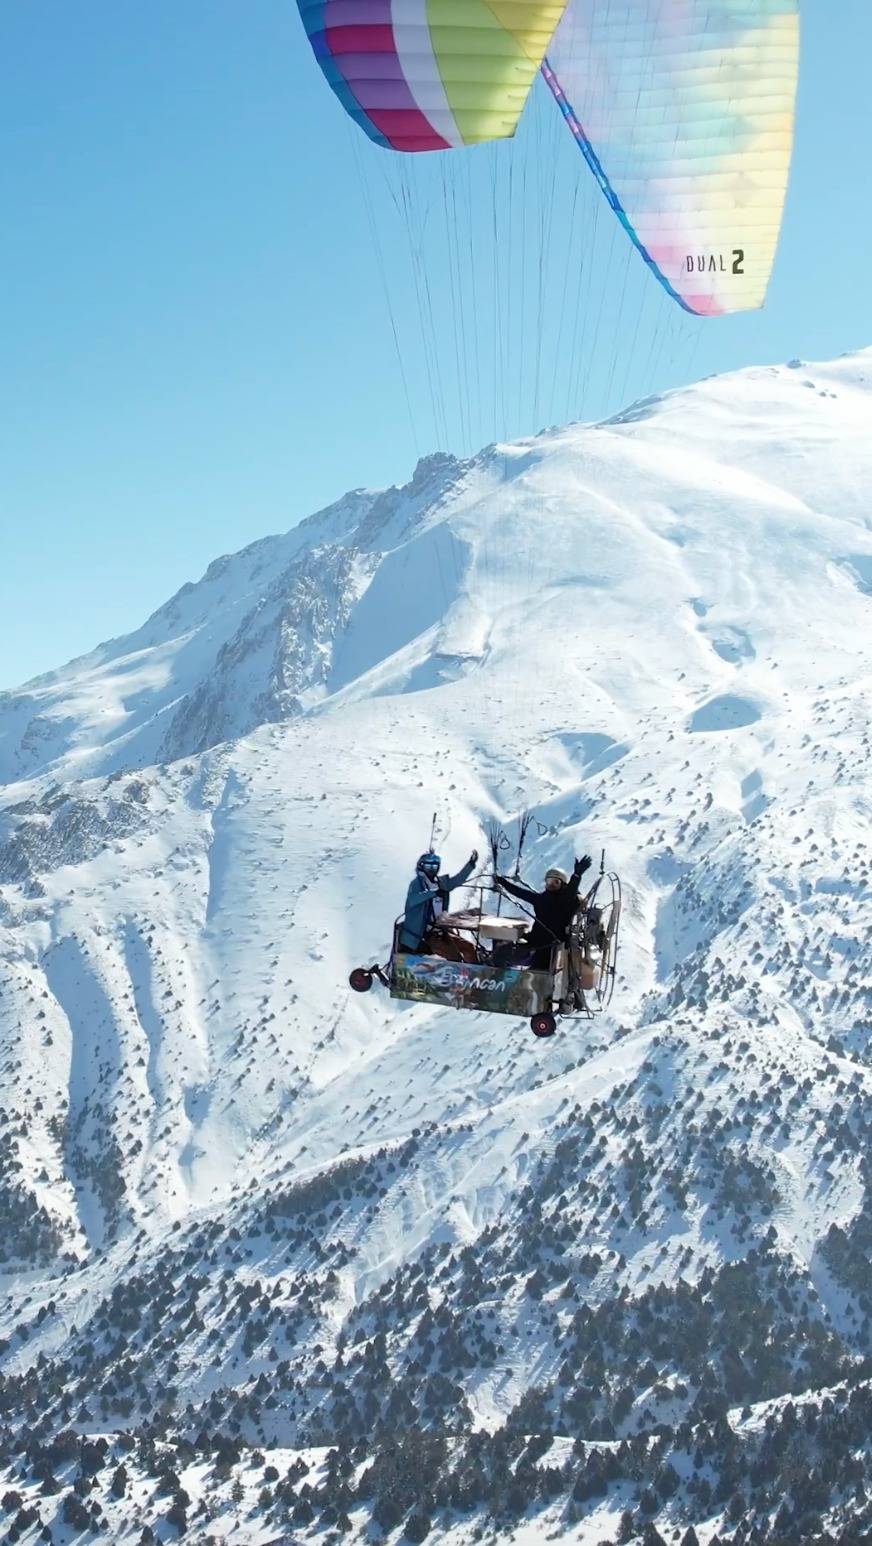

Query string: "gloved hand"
[573, 854, 592, 878]
[470, 849, 479, 865]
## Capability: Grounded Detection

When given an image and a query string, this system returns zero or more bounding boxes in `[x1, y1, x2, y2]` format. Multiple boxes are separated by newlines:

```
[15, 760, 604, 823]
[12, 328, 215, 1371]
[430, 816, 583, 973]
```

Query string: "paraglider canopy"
[296, 0, 565, 150]
[542, 0, 800, 315]
[296, 0, 799, 316]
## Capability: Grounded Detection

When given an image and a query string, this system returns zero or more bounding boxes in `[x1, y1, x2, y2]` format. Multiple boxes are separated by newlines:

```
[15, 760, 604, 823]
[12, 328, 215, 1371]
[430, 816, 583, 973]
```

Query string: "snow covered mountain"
[0, 351, 870, 1545]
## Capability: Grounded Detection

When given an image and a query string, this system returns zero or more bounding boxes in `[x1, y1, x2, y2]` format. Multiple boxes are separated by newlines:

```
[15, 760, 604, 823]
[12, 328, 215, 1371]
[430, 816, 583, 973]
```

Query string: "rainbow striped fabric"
[543, 0, 800, 315]
[296, 0, 565, 150]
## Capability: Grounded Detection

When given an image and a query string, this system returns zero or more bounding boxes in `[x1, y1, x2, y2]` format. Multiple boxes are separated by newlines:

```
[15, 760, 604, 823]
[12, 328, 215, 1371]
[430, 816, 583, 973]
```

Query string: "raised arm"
[571, 856, 592, 900]
[444, 853, 477, 892]
[496, 875, 537, 904]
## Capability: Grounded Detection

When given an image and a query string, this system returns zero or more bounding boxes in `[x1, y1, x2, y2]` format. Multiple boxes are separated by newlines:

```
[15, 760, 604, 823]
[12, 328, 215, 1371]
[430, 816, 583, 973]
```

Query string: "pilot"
[495, 856, 591, 971]
[398, 849, 478, 958]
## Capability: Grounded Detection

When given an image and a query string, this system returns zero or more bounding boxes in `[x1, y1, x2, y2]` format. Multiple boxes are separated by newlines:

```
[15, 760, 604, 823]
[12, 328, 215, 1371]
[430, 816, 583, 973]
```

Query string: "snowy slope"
[0, 350, 870, 1545]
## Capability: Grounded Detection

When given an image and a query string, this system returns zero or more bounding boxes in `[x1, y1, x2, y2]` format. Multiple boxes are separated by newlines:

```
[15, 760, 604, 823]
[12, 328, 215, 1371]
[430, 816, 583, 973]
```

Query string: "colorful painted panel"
[391, 954, 552, 1015]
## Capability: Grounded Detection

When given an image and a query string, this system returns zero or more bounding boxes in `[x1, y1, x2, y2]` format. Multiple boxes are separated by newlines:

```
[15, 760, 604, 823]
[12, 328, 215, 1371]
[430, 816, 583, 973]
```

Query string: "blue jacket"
[398, 857, 476, 952]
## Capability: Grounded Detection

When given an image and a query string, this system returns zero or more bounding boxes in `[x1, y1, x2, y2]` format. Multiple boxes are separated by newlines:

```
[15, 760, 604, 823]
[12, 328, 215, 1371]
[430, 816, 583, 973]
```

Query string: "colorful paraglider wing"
[296, 0, 566, 151]
[543, 0, 800, 315]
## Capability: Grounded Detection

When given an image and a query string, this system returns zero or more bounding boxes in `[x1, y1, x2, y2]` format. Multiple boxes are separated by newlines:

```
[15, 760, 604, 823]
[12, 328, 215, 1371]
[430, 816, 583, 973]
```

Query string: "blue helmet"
[417, 851, 441, 874]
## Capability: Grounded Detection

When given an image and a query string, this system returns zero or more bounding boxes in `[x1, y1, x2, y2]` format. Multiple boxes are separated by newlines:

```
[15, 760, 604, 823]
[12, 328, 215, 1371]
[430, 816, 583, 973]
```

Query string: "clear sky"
[1, 0, 870, 689]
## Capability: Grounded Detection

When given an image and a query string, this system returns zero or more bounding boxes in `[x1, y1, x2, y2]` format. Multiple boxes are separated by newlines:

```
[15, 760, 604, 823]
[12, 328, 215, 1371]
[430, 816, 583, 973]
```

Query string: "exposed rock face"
[157, 542, 373, 760]
[0, 778, 151, 889]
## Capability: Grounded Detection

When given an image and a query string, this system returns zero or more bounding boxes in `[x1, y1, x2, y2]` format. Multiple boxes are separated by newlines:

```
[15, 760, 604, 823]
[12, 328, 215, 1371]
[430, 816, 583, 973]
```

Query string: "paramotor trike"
[349, 872, 621, 1038]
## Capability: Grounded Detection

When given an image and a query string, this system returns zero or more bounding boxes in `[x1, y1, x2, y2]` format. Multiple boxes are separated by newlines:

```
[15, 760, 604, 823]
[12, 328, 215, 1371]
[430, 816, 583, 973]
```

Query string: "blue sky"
[1, 0, 870, 689]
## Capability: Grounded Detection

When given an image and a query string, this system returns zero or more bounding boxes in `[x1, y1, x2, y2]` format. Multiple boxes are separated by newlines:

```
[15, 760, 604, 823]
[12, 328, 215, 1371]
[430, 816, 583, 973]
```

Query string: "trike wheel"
[530, 1012, 556, 1039]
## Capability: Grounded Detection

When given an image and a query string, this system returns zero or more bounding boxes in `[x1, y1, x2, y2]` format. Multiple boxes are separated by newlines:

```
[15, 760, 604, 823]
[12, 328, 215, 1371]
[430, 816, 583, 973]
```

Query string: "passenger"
[398, 849, 478, 958]
[495, 856, 591, 971]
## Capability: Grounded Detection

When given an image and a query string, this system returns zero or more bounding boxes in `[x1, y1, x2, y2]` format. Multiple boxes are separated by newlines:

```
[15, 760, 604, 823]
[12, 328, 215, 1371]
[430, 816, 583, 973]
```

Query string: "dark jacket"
[398, 857, 476, 952]
[497, 873, 581, 958]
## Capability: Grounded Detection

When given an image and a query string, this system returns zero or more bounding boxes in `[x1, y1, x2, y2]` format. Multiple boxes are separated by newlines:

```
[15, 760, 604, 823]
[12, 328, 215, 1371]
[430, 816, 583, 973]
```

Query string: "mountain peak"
[1, 349, 870, 792]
